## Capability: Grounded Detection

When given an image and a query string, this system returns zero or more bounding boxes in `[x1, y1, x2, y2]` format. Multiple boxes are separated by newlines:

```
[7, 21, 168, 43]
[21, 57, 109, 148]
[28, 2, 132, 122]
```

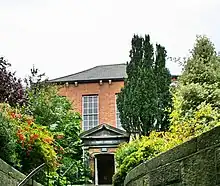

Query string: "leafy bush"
[22, 77, 91, 184]
[0, 57, 25, 106]
[0, 103, 60, 173]
[0, 104, 18, 166]
[0, 63, 90, 184]
[113, 132, 167, 186]
[113, 103, 220, 186]
[113, 36, 220, 186]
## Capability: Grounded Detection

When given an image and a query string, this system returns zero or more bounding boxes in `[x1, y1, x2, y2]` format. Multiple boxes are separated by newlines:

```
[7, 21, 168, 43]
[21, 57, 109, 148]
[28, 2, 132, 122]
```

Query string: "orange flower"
[32, 134, 39, 140]
[10, 112, 16, 118]
[16, 129, 22, 136]
[16, 114, 22, 118]
[56, 135, 64, 139]
[27, 119, 33, 126]
[18, 134, 25, 141]
[43, 137, 53, 144]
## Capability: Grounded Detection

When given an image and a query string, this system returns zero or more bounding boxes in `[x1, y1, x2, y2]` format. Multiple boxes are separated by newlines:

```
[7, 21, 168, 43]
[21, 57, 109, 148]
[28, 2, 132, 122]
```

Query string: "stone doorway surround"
[80, 123, 129, 185]
[95, 153, 114, 185]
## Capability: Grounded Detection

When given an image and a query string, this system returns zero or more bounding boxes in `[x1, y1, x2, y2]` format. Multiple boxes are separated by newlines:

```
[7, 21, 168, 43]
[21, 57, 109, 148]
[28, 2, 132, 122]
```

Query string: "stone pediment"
[90, 129, 119, 137]
[80, 123, 129, 139]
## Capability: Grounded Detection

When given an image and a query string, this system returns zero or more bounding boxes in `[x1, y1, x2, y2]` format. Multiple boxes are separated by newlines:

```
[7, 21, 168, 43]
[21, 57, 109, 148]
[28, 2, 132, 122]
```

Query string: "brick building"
[49, 64, 129, 185]
[49, 63, 178, 185]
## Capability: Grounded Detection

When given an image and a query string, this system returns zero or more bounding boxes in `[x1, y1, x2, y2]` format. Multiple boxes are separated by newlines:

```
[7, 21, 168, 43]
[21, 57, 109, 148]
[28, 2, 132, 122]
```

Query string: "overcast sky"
[0, 0, 219, 80]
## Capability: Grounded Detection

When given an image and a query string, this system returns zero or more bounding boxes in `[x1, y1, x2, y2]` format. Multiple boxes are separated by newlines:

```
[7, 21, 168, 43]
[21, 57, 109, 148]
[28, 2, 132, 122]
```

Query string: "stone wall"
[0, 158, 41, 186]
[124, 126, 220, 186]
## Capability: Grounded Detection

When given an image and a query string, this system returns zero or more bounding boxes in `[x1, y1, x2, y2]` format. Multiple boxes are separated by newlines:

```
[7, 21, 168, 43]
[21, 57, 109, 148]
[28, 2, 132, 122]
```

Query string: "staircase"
[69, 185, 112, 186]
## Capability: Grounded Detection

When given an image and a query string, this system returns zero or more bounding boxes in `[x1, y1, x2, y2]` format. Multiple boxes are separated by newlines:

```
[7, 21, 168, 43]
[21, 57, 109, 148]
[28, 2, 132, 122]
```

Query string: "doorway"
[96, 154, 115, 185]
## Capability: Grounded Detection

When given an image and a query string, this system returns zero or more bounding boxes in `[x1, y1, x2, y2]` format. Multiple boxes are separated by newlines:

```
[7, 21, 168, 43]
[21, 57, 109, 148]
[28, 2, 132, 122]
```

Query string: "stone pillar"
[114, 153, 116, 173]
[95, 156, 98, 185]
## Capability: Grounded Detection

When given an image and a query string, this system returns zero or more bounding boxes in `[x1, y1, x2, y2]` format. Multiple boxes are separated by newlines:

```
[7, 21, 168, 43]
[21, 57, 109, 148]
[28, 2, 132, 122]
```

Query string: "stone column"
[114, 153, 116, 173]
[95, 156, 98, 185]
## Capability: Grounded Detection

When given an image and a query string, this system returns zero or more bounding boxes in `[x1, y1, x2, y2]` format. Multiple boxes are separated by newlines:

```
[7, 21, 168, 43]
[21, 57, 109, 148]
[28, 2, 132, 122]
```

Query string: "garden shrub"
[113, 132, 167, 186]
[22, 83, 91, 184]
[0, 104, 18, 166]
[0, 103, 60, 173]
[113, 103, 220, 186]
[113, 36, 220, 186]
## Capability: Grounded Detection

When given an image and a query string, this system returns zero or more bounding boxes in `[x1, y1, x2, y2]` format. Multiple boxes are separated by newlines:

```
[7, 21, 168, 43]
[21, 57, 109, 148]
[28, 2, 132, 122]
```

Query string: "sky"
[0, 0, 220, 80]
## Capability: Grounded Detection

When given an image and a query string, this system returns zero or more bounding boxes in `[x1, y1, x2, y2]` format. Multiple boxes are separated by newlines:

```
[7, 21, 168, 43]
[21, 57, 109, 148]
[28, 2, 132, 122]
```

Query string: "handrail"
[17, 163, 46, 186]
[57, 162, 79, 186]
[61, 161, 76, 177]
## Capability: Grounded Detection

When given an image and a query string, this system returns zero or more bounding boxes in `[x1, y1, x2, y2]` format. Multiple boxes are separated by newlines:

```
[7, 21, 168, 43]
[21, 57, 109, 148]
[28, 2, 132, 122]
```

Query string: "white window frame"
[82, 95, 99, 131]
[115, 94, 123, 130]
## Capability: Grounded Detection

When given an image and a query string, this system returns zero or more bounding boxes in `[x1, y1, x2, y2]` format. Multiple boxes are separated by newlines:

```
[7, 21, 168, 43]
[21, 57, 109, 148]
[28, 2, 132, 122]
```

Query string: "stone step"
[69, 185, 112, 186]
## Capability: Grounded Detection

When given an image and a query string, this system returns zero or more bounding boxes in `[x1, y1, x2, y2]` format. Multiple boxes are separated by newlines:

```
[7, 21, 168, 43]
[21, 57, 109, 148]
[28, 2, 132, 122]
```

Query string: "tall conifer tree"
[117, 34, 171, 136]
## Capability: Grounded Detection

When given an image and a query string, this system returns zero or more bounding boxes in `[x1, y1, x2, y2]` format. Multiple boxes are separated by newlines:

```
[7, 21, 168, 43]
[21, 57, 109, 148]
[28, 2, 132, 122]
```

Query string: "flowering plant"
[0, 103, 62, 172]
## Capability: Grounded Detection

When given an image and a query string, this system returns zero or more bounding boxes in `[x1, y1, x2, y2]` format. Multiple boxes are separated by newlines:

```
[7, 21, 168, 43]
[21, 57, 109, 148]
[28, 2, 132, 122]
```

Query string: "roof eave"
[48, 77, 126, 84]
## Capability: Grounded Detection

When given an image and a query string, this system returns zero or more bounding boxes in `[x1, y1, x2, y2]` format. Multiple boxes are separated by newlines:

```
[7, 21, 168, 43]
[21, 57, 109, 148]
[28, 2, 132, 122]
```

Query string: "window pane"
[115, 94, 123, 130]
[94, 115, 98, 121]
[84, 102, 87, 108]
[89, 97, 92, 102]
[84, 96, 88, 102]
[89, 102, 92, 108]
[82, 95, 99, 130]
[84, 115, 88, 121]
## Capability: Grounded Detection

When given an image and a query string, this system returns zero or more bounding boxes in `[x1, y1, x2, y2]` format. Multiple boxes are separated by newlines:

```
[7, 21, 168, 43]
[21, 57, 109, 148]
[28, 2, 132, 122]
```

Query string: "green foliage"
[170, 103, 220, 140]
[113, 36, 220, 186]
[170, 35, 220, 148]
[154, 44, 172, 130]
[21, 68, 90, 184]
[117, 34, 171, 136]
[0, 104, 18, 166]
[113, 103, 220, 186]
[177, 36, 220, 113]
[113, 132, 167, 186]
[0, 63, 90, 184]
[0, 103, 59, 173]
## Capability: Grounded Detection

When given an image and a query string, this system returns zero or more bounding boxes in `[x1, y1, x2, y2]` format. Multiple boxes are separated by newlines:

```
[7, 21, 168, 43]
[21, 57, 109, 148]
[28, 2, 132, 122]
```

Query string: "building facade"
[49, 64, 129, 185]
[49, 63, 178, 185]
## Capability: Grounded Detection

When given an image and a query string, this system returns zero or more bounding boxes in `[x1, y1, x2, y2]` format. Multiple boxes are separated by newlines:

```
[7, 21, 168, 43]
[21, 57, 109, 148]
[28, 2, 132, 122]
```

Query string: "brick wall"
[88, 147, 117, 157]
[87, 147, 117, 179]
[58, 81, 124, 127]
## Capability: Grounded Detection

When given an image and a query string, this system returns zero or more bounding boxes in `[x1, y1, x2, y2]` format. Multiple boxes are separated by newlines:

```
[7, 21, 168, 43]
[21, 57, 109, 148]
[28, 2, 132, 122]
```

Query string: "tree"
[0, 105, 18, 166]
[170, 35, 220, 137]
[117, 35, 171, 136]
[114, 36, 220, 186]
[172, 36, 220, 117]
[22, 67, 91, 184]
[154, 44, 172, 131]
[0, 57, 25, 106]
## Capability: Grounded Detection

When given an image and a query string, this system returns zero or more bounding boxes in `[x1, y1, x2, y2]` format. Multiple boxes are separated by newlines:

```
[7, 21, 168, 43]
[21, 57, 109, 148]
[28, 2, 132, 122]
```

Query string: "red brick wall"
[88, 147, 117, 157]
[88, 147, 117, 178]
[58, 81, 124, 127]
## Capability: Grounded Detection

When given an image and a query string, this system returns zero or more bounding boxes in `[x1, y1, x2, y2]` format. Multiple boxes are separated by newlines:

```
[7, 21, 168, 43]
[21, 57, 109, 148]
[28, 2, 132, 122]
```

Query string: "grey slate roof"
[49, 63, 127, 83]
